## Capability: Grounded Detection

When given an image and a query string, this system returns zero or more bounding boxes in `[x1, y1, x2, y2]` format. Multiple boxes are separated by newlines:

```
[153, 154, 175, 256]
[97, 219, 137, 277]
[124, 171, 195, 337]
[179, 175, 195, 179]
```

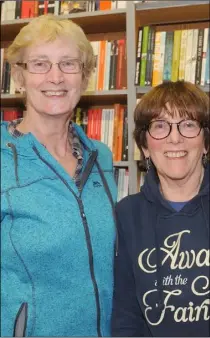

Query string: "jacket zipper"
[33, 147, 102, 337]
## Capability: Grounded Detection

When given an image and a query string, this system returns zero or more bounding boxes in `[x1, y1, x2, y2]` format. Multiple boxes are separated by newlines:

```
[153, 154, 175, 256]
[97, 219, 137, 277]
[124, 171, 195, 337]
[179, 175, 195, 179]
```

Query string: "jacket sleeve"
[111, 205, 147, 337]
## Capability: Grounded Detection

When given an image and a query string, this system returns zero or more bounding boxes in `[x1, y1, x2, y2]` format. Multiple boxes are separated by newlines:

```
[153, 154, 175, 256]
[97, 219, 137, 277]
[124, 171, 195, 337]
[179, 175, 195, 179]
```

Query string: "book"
[135, 28, 143, 85]
[190, 29, 199, 84]
[163, 31, 174, 81]
[139, 26, 149, 86]
[195, 29, 204, 85]
[171, 30, 181, 82]
[200, 28, 209, 86]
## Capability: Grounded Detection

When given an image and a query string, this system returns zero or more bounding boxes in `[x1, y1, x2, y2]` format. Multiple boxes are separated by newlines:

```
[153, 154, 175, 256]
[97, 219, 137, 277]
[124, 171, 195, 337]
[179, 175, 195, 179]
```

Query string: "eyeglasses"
[16, 59, 84, 74]
[147, 119, 203, 139]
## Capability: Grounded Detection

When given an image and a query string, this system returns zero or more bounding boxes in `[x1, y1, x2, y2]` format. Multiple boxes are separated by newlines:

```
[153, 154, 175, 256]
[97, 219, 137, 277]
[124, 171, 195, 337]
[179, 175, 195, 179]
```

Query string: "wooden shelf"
[136, 85, 210, 95]
[0, 9, 126, 44]
[114, 161, 129, 167]
[1, 89, 128, 107]
[136, 2, 209, 26]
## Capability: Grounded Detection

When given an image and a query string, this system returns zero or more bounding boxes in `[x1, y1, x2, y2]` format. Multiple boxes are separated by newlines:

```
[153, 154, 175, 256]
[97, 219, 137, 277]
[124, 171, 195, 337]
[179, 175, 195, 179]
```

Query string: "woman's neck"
[158, 166, 204, 202]
[16, 113, 72, 158]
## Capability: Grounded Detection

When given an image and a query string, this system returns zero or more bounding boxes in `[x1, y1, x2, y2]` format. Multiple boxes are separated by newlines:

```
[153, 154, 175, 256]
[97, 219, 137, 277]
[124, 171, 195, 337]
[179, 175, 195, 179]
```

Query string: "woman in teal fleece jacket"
[1, 15, 117, 336]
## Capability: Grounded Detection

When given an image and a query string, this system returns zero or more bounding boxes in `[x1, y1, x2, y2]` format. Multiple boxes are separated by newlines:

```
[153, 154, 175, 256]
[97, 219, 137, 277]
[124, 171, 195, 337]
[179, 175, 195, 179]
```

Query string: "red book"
[21, 0, 36, 18]
[99, 1, 111, 10]
[116, 39, 127, 89]
[97, 108, 102, 141]
[3, 110, 20, 121]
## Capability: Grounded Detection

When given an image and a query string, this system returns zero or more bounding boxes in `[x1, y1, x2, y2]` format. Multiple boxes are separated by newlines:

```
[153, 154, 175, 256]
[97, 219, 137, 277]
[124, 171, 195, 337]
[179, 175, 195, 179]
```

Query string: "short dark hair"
[134, 81, 209, 157]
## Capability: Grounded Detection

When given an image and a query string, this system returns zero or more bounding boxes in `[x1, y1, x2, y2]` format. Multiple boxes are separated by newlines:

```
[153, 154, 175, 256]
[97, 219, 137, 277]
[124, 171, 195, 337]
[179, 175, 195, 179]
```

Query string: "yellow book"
[178, 29, 187, 80]
[152, 31, 161, 87]
[171, 30, 182, 82]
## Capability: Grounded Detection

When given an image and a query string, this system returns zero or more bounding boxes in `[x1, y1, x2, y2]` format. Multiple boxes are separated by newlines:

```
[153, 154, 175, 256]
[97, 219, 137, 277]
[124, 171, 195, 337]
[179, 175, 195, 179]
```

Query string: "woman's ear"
[141, 146, 150, 159]
[81, 76, 88, 92]
[11, 66, 25, 92]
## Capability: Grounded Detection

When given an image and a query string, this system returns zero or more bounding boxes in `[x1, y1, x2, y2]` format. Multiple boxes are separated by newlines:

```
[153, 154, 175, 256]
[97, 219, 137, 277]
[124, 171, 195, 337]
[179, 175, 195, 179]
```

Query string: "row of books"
[114, 168, 129, 202]
[1, 104, 128, 162]
[135, 25, 210, 87]
[87, 39, 127, 91]
[1, 38, 126, 94]
[1, 108, 23, 121]
[72, 104, 128, 162]
[1, 49, 16, 95]
[1, 0, 127, 20]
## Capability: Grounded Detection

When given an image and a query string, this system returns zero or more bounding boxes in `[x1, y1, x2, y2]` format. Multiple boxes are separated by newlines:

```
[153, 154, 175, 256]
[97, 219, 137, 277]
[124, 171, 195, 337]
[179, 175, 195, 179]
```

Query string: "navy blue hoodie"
[112, 164, 209, 337]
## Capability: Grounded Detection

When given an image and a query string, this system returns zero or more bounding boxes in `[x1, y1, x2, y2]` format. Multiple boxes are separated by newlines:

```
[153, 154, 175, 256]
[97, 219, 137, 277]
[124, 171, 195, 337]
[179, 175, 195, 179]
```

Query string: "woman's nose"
[167, 124, 183, 144]
[46, 63, 64, 84]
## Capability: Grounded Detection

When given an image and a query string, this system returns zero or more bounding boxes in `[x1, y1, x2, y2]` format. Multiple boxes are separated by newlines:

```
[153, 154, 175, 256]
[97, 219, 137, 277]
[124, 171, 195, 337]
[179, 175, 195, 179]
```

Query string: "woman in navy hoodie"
[112, 81, 209, 337]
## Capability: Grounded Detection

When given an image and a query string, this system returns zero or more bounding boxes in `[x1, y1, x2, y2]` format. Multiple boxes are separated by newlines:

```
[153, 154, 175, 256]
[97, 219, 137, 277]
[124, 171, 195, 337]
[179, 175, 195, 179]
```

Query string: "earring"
[145, 157, 151, 172]
[202, 153, 208, 167]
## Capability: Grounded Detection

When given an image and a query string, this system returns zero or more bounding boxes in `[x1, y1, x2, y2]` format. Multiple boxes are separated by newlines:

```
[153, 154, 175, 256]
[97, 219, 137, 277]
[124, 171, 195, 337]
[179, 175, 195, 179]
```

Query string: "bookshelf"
[1, 1, 210, 195]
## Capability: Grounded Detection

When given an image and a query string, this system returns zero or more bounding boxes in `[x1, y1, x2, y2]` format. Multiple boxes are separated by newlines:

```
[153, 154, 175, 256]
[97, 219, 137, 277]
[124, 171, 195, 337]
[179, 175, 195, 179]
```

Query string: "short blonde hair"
[7, 14, 94, 81]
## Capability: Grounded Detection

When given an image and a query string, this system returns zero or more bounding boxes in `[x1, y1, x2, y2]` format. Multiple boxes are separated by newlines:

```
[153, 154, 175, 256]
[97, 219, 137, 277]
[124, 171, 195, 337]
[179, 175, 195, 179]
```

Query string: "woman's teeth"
[43, 91, 67, 96]
[165, 151, 187, 158]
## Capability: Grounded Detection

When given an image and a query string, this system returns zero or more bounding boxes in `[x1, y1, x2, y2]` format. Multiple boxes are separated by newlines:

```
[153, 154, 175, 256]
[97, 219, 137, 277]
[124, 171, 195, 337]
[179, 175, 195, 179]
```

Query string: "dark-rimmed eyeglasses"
[15, 59, 84, 74]
[146, 119, 203, 140]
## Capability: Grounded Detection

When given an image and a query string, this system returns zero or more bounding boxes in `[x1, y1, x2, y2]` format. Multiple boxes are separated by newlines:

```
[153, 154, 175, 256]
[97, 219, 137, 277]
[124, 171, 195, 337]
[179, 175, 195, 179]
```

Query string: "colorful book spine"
[152, 31, 161, 86]
[205, 29, 210, 85]
[195, 29, 204, 85]
[163, 31, 174, 81]
[184, 29, 194, 82]
[140, 26, 149, 86]
[200, 28, 209, 86]
[190, 29, 199, 84]
[178, 29, 187, 81]
[135, 28, 143, 85]
[171, 30, 181, 82]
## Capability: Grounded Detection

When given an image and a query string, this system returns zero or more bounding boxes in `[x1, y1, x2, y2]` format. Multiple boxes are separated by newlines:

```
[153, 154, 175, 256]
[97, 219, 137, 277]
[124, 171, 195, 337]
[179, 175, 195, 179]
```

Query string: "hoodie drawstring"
[6, 143, 20, 187]
[200, 196, 209, 238]
[95, 160, 119, 256]
[153, 210, 165, 313]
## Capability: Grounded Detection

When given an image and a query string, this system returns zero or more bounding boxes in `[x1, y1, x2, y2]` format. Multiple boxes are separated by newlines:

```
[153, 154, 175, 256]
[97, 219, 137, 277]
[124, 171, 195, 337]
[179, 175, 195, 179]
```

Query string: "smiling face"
[20, 37, 84, 117]
[142, 111, 207, 182]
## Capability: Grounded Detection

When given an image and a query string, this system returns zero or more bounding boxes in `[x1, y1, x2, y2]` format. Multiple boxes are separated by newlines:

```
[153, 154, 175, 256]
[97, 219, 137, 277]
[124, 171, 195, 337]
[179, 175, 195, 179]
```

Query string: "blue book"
[205, 29, 210, 85]
[163, 31, 174, 81]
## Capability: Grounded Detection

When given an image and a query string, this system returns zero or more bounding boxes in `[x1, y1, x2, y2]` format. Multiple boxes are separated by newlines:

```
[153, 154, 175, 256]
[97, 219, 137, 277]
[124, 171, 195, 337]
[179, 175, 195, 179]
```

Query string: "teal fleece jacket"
[1, 122, 117, 337]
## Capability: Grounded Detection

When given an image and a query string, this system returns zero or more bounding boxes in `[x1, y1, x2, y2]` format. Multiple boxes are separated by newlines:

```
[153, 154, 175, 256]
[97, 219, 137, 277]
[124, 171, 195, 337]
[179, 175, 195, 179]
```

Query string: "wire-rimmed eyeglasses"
[146, 119, 203, 140]
[15, 59, 84, 74]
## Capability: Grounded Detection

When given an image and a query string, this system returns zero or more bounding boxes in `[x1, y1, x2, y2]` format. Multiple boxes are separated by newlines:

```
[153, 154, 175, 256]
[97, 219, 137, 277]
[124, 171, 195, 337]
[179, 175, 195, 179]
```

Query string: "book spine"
[97, 40, 106, 90]
[15, 0, 22, 19]
[140, 26, 149, 86]
[104, 41, 111, 90]
[200, 27, 209, 86]
[178, 29, 187, 81]
[145, 26, 152, 86]
[99, 0, 111, 10]
[205, 29, 210, 85]
[163, 31, 174, 81]
[190, 29, 199, 84]
[112, 104, 120, 161]
[184, 29, 193, 82]
[152, 31, 161, 87]
[159, 31, 166, 85]
[109, 40, 118, 90]
[195, 29, 204, 85]
[135, 28, 143, 86]
[171, 30, 181, 82]
[116, 39, 125, 89]
[122, 107, 128, 161]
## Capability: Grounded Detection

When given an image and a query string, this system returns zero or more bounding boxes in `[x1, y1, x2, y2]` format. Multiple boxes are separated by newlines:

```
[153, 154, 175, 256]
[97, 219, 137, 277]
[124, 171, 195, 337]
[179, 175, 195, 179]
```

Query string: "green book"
[140, 26, 150, 87]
